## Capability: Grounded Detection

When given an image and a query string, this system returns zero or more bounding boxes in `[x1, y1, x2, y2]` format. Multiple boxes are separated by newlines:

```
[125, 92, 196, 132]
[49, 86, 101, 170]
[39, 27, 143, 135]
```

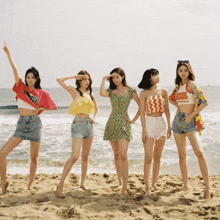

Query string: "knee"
[0, 150, 6, 159]
[119, 153, 127, 162]
[178, 153, 187, 161]
[114, 152, 120, 161]
[81, 155, 89, 163]
[195, 150, 204, 159]
[153, 155, 161, 164]
[69, 155, 79, 164]
[31, 154, 39, 163]
[145, 156, 153, 164]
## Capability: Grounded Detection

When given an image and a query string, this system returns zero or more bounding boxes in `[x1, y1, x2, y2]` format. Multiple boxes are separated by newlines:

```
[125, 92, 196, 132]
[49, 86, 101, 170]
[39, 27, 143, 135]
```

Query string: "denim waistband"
[19, 115, 39, 119]
[74, 117, 90, 122]
[176, 111, 187, 117]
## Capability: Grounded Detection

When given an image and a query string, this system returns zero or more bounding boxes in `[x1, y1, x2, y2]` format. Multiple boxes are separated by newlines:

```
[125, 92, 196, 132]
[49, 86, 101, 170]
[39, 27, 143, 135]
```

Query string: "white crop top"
[175, 83, 196, 105]
[17, 98, 36, 110]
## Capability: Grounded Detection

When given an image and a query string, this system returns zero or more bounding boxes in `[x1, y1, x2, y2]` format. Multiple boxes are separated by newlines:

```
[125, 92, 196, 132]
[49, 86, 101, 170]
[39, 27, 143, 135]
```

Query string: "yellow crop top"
[68, 94, 94, 115]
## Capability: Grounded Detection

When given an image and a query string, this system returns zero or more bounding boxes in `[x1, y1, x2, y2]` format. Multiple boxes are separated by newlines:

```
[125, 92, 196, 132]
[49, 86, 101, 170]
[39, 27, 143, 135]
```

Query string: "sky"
[0, 0, 220, 88]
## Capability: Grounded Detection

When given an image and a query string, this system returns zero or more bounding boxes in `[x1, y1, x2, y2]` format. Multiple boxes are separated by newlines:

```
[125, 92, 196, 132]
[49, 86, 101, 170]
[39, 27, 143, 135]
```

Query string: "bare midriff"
[75, 113, 90, 119]
[178, 104, 194, 116]
[19, 108, 37, 116]
[146, 112, 163, 117]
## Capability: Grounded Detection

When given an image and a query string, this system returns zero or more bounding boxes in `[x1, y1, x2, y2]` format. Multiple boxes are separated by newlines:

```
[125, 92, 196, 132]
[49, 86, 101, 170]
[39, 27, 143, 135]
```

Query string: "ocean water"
[0, 86, 220, 175]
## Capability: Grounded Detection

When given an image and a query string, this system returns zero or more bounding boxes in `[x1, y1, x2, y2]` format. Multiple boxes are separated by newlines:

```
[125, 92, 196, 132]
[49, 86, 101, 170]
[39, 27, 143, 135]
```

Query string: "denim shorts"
[13, 115, 42, 142]
[71, 117, 93, 139]
[171, 111, 196, 134]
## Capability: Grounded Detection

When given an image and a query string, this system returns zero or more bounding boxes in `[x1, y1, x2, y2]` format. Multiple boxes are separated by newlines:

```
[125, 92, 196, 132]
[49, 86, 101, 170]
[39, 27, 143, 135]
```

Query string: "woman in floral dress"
[100, 68, 139, 194]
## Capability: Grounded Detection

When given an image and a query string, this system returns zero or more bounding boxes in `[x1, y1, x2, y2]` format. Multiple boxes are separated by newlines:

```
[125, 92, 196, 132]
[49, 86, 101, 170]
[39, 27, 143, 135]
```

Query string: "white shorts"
[145, 116, 167, 140]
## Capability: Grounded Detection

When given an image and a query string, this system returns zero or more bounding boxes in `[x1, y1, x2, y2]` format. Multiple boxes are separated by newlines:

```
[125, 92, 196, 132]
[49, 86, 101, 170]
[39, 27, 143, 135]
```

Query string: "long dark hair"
[108, 67, 127, 90]
[175, 61, 195, 85]
[75, 70, 93, 100]
[138, 68, 159, 90]
[25, 67, 42, 89]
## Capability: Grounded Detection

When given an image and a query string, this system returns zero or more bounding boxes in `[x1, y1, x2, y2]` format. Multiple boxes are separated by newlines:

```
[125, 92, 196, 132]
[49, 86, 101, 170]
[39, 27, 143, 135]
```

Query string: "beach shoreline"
[0, 173, 219, 219]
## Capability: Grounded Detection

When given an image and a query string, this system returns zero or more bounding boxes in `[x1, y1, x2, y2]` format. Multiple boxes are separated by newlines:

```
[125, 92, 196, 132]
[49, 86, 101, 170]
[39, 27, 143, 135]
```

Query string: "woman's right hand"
[74, 75, 86, 80]
[3, 41, 10, 54]
[103, 72, 117, 80]
[142, 131, 148, 144]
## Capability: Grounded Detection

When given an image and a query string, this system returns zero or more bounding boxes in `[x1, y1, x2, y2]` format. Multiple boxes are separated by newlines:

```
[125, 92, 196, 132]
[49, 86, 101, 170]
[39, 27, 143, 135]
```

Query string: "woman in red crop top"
[138, 68, 171, 195]
[169, 60, 210, 198]
[0, 42, 57, 194]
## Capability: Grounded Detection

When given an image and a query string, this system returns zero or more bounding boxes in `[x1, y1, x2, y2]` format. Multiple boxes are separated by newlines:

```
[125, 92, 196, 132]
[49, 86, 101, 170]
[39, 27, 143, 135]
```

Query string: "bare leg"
[110, 141, 122, 186]
[118, 139, 129, 194]
[186, 131, 210, 198]
[0, 137, 23, 193]
[152, 137, 166, 189]
[56, 138, 83, 197]
[143, 138, 154, 195]
[173, 132, 189, 190]
[28, 141, 41, 190]
[80, 136, 93, 190]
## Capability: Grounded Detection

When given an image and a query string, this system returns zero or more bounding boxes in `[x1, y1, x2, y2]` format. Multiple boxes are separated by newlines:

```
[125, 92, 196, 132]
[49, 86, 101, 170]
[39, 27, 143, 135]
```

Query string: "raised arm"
[100, 76, 110, 97]
[100, 73, 118, 97]
[56, 75, 85, 98]
[3, 41, 20, 85]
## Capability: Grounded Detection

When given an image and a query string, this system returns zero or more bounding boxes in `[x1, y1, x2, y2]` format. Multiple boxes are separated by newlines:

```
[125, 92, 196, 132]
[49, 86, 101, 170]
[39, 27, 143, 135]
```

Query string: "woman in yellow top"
[55, 70, 99, 197]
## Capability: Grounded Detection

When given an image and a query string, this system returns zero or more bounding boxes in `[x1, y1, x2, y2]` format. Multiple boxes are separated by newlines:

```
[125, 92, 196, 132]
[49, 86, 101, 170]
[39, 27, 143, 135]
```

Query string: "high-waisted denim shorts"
[71, 117, 93, 139]
[171, 111, 196, 134]
[13, 115, 42, 142]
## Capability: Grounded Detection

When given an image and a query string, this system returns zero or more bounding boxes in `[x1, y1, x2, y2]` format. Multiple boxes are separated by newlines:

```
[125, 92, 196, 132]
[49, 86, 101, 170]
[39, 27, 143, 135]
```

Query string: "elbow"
[100, 92, 105, 97]
[56, 78, 61, 83]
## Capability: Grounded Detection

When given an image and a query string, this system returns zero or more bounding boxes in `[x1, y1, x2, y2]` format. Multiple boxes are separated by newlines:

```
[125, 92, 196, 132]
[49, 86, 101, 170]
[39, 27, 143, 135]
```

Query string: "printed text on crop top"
[172, 82, 196, 105]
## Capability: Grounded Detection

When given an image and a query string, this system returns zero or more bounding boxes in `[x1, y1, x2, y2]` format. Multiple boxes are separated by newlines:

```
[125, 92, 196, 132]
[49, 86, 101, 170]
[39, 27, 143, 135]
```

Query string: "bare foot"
[152, 184, 162, 190]
[2, 182, 9, 194]
[182, 186, 189, 191]
[145, 188, 151, 196]
[204, 188, 210, 199]
[55, 185, 64, 198]
[122, 188, 128, 194]
[80, 185, 90, 191]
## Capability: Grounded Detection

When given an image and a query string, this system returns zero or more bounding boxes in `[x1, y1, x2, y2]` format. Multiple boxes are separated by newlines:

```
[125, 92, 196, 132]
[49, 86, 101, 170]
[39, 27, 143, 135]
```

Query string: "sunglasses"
[177, 60, 189, 63]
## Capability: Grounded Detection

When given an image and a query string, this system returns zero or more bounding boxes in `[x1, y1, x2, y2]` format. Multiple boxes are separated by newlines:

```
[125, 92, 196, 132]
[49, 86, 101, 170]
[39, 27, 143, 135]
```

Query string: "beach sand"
[0, 174, 219, 219]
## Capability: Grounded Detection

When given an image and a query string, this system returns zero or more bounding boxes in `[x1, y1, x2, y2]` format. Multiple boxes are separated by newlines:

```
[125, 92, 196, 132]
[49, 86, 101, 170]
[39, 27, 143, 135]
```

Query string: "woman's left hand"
[126, 116, 134, 124]
[36, 107, 45, 115]
[89, 118, 95, 124]
[183, 115, 193, 124]
[167, 128, 171, 139]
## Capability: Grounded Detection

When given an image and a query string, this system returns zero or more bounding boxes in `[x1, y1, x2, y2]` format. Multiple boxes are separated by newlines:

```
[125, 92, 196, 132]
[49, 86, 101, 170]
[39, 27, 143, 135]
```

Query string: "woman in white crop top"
[0, 42, 57, 194]
[169, 60, 210, 198]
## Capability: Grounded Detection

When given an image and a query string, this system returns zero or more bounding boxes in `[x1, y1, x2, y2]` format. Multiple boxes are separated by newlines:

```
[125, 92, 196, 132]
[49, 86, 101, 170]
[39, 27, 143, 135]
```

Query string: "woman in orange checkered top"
[138, 68, 171, 196]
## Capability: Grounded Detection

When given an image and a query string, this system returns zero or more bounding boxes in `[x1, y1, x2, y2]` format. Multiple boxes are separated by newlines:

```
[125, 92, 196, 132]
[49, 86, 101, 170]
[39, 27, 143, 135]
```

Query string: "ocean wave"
[0, 105, 18, 109]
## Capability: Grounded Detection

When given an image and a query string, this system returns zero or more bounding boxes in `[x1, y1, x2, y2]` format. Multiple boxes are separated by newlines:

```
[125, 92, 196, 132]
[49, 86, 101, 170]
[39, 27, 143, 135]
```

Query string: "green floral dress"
[104, 87, 137, 141]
